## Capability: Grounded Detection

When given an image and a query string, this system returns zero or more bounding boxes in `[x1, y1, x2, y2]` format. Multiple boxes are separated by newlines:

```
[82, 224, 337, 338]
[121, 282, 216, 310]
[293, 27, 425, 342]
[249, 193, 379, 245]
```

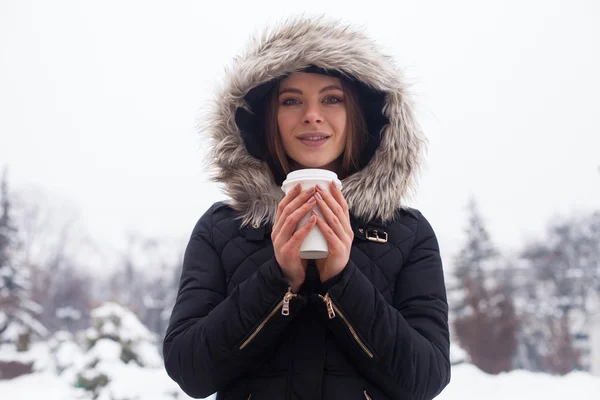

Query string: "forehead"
[279, 72, 342, 88]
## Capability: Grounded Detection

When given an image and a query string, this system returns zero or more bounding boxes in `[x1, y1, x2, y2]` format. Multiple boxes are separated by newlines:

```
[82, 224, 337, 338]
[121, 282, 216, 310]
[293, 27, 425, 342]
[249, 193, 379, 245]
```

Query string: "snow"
[89, 302, 156, 344]
[47, 331, 85, 374]
[0, 336, 204, 400]
[132, 339, 163, 368]
[0, 373, 87, 399]
[3, 299, 595, 400]
[0, 342, 52, 372]
[94, 363, 197, 400]
[83, 338, 122, 364]
[0, 321, 22, 342]
[591, 312, 600, 376]
[56, 307, 83, 321]
[437, 364, 600, 400]
[14, 308, 48, 336]
[2, 360, 599, 399]
[0, 368, 202, 399]
[52, 340, 84, 377]
[0, 258, 47, 341]
[449, 342, 468, 365]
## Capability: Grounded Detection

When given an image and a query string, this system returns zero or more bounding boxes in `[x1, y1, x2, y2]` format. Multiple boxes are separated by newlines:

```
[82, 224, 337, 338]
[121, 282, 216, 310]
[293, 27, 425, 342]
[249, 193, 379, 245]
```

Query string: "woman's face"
[277, 72, 347, 172]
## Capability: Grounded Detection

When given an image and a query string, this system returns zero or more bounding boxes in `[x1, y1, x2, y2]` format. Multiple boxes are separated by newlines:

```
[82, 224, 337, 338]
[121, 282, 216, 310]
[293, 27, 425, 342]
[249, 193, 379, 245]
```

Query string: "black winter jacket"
[163, 203, 450, 400]
[164, 17, 451, 400]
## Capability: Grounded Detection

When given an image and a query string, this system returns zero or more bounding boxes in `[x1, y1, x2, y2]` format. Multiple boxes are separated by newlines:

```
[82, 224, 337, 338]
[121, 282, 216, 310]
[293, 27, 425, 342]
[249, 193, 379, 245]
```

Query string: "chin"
[291, 157, 338, 171]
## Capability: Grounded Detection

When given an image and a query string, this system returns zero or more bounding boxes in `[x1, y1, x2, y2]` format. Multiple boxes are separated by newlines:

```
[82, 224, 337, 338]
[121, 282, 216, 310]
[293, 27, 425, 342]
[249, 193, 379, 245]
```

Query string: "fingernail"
[309, 215, 316, 223]
[315, 192, 323, 201]
[311, 210, 318, 216]
[294, 183, 301, 191]
[308, 196, 316, 203]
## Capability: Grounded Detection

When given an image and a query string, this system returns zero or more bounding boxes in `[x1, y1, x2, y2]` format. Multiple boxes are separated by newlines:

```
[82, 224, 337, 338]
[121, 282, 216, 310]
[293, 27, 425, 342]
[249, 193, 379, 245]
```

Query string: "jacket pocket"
[319, 293, 375, 359]
[239, 287, 297, 350]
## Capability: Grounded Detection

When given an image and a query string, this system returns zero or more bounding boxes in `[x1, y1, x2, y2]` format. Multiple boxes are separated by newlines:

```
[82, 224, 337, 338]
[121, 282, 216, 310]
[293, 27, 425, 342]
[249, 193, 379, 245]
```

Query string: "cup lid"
[281, 169, 342, 191]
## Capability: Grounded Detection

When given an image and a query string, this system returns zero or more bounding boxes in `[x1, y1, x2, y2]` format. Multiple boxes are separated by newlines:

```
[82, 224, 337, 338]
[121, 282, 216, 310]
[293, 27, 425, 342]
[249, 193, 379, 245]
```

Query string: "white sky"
[1, 0, 599, 268]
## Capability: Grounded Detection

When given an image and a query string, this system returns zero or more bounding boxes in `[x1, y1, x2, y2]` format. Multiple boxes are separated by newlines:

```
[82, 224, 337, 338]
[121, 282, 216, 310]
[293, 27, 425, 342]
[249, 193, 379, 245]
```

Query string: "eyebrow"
[278, 85, 344, 96]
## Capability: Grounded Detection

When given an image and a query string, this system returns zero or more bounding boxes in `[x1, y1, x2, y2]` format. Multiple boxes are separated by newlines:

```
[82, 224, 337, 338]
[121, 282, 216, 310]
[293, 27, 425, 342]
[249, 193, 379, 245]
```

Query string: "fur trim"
[202, 16, 426, 227]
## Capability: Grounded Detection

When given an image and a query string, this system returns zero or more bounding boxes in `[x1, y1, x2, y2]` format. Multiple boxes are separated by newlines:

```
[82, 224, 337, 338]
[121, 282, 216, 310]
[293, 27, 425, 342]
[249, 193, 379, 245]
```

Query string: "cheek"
[277, 111, 296, 148]
[331, 110, 347, 140]
[277, 110, 294, 136]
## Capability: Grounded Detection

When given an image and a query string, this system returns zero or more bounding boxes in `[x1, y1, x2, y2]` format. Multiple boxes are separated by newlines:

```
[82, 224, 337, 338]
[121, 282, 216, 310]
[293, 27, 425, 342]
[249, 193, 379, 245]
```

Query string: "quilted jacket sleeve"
[163, 204, 301, 398]
[316, 211, 450, 400]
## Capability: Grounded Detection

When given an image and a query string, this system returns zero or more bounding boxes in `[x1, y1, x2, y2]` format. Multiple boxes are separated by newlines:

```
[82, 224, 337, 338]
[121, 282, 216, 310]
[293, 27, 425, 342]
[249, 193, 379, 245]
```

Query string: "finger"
[329, 181, 350, 217]
[274, 183, 301, 226]
[287, 213, 318, 250]
[274, 187, 315, 238]
[275, 186, 314, 227]
[314, 212, 344, 252]
[273, 186, 315, 238]
[326, 182, 352, 233]
[313, 190, 349, 242]
[277, 195, 317, 242]
[325, 182, 353, 236]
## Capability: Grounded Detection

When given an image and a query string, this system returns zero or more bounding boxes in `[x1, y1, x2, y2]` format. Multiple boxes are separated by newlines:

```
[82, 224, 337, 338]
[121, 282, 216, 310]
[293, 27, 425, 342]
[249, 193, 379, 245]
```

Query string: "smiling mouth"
[297, 134, 330, 147]
[300, 136, 329, 141]
[297, 131, 332, 146]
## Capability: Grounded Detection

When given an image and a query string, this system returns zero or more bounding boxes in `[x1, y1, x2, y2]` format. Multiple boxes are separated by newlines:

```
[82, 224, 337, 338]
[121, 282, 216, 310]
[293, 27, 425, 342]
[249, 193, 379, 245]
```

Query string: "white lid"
[281, 169, 342, 191]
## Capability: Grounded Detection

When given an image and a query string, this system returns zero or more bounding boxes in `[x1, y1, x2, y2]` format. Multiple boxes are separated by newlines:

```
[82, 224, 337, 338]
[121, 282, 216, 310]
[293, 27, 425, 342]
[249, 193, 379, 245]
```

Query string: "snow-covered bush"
[46, 330, 85, 384]
[74, 302, 165, 398]
[0, 341, 52, 379]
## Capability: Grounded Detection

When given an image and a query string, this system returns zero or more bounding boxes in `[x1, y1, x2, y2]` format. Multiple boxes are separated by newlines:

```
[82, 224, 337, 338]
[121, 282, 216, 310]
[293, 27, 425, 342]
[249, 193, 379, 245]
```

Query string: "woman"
[164, 17, 450, 400]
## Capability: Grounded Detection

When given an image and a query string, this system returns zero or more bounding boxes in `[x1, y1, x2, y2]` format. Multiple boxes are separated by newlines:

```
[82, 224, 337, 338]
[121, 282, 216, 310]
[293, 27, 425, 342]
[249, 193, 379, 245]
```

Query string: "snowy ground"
[1, 326, 598, 399]
[438, 364, 600, 400]
[1, 363, 599, 399]
[0, 368, 201, 400]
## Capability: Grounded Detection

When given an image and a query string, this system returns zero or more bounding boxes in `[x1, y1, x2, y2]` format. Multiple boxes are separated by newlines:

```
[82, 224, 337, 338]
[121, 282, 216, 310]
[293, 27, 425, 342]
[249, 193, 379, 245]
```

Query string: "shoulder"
[404, 207, 436, 234]
[190, 201, 239, 240]
[389, 207, 438, 246]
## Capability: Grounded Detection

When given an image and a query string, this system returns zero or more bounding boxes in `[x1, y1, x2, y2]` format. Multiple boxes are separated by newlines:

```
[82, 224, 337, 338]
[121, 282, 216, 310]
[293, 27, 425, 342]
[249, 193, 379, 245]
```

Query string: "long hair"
[264, 78, 368, 181]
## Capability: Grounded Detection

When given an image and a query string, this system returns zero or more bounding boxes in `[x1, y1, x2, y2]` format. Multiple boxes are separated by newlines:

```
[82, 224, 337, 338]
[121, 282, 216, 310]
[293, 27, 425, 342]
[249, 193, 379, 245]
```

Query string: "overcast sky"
[1, 0, 599, 268]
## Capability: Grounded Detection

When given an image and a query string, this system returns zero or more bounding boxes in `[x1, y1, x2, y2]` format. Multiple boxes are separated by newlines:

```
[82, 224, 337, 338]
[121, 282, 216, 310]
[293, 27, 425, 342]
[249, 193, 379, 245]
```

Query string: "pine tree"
[0, 168, 46, 351]
[518, 211, 600, 373]
[450, 197, 519, 374]
[450, 197, 497, 317]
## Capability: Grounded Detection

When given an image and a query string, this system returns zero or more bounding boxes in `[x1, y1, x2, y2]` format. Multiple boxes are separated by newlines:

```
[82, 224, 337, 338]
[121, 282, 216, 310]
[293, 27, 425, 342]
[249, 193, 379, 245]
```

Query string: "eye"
[323, 96, 342, 104]
[281, 98, 300, 106]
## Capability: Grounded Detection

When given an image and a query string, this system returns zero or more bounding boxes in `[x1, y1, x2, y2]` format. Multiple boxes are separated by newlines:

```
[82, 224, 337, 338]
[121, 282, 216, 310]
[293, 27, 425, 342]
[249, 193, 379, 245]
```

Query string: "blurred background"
[1, 0, 599, 398]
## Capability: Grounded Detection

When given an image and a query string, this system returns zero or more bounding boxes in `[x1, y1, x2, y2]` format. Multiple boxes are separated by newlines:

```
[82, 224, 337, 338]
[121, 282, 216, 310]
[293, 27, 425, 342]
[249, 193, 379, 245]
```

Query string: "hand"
[313, 181, 354, 283]
[272, 184, 318, 292]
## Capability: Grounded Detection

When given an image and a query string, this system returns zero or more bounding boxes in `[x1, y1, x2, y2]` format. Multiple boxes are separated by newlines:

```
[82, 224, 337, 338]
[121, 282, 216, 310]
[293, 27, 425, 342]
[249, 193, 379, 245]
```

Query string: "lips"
[297, 132, 331, 140]
[297, 132, 331, 147]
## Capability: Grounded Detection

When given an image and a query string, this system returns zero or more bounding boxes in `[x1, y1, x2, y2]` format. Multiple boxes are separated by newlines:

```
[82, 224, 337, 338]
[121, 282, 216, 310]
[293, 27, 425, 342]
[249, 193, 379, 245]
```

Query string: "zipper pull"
[324, 293, 336, 319]
[281, 288, 294, 316]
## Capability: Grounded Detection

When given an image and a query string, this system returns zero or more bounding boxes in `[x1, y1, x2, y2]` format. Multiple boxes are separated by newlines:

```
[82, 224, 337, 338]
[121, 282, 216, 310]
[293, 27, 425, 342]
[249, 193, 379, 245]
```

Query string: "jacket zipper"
[239, 287, 296, 350]
[363, 389, 373, 400]
[318, 293, 374, 359]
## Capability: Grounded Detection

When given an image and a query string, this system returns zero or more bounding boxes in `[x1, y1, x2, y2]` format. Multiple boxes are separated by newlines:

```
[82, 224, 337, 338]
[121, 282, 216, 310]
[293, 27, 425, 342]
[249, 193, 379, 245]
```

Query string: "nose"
[303, 103, 324, 125]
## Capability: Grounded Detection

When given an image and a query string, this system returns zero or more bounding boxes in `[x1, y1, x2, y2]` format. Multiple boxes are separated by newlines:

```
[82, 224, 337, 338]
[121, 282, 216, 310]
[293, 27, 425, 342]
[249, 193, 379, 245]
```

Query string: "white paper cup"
[281, 169, 343, 259]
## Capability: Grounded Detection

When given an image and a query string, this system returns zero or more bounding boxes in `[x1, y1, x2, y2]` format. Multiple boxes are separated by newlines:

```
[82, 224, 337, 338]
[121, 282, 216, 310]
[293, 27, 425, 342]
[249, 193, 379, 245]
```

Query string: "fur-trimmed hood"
[202, 16, 426, 228]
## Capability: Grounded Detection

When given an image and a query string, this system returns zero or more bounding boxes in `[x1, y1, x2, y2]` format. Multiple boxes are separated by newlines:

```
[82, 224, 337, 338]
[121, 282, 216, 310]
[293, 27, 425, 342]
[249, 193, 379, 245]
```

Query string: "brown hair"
[264, 77, 368, 181]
